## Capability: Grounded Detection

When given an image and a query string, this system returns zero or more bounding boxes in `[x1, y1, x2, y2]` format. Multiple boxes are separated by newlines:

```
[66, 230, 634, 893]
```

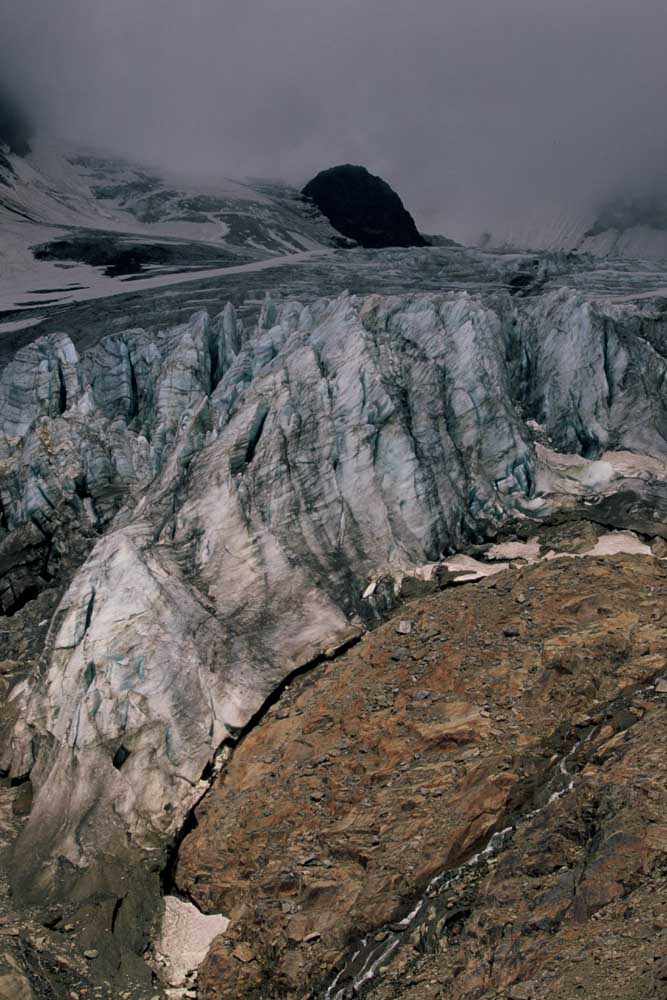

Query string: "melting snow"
[485, 540, 541, 562]
[439, 554, 508, 582]
[154, 896, 229, 991]
[586, 531, 653, 557]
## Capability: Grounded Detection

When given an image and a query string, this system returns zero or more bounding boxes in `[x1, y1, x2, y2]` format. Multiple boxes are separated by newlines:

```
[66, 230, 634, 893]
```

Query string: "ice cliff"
[2, 281, 667, 967]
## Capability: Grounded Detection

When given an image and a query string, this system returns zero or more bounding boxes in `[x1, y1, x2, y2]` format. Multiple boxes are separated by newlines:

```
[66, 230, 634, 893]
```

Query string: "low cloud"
[2, 0, 667, 239]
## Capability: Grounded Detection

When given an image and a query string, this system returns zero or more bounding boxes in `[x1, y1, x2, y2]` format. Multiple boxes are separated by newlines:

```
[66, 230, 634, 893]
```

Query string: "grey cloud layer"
[2, 0, 666, 237]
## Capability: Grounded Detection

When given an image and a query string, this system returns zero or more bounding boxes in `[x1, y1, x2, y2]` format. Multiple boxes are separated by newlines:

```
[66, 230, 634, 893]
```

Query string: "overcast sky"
[2, 0, 666, 239]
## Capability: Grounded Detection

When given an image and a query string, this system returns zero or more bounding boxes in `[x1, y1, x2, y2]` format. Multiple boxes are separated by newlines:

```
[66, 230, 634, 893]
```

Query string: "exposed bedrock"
[3, 285, 667, 970]
[302, 165, 428, 249]
[174, 554, 667, 1000]
[0, 85, 31, 159]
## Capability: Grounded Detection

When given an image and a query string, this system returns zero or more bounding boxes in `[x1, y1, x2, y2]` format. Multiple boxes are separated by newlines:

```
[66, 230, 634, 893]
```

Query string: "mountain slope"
[0, 142, 344, 313]
[473, 197, 667, 259]
[176, 548, 667, 1000]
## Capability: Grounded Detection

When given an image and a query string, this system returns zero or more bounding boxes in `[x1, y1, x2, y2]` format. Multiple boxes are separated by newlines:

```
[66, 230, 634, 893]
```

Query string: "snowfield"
[0, 141, 343, 314]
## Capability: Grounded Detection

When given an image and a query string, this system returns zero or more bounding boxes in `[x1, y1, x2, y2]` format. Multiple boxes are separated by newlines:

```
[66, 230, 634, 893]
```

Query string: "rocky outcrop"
[175, 551, 667, 1000]
[0, 86, 31, 158]
[3, 280, 667, 988]
[302, 165, 428, 248]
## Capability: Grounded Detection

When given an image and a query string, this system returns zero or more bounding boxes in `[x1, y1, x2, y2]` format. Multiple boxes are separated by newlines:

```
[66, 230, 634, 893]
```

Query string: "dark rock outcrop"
[302, 164, 428, 248]
[0, 86, 31, 157]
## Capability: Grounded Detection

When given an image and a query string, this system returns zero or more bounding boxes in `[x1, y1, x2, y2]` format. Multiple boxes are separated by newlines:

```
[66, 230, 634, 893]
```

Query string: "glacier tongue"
[3, 283, 667, 960]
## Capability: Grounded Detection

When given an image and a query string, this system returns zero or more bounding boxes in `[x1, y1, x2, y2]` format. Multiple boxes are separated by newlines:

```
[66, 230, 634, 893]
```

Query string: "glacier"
[3, 143, 667, 985]
[2, 279, 667, 957]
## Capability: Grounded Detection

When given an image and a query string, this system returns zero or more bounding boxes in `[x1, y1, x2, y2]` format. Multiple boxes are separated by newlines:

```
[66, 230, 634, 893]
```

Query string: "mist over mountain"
[2, 0, 667, 241]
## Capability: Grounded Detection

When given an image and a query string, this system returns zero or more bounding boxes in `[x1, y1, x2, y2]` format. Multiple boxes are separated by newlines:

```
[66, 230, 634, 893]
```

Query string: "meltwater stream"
[321, 673, 665, 1000]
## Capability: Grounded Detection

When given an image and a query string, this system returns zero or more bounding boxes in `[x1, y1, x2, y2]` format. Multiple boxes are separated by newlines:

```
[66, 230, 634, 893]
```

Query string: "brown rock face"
[176, 554, 667, 999]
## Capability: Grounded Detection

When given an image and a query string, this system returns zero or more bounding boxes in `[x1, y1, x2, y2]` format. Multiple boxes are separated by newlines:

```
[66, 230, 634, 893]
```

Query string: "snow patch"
[485, 540, 541, 562]
[586, 530, 653, 557]
[440, 554, 509, 582]
[0, 315, 45, 335]
[154, 896, 229, 991]
[536, 445, 667, 497]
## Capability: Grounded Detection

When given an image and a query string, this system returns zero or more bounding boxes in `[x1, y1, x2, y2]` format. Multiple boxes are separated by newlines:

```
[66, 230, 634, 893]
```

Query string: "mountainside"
[0, 142, 344, 315]
[472, 196, 667, 259]
[177, 547, 667, 1000]
[2, 158, 667, 999]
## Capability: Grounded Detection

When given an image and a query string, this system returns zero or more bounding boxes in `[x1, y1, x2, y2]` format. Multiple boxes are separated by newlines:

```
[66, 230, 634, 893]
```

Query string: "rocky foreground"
[174, 533, 667, 1000]
[2, 528, 667, 999]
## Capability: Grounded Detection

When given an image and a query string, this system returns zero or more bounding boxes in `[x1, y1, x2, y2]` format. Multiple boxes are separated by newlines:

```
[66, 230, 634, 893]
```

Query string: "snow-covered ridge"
[472, 198, 667, 259]
[0, 141, 340, 249]
[0, 141, 343, 312]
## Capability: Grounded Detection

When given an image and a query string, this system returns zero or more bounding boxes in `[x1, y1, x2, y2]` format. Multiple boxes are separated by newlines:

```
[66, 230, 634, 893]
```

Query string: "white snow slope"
[0, 141, 342, 313]
[471, 201, 667, 260]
